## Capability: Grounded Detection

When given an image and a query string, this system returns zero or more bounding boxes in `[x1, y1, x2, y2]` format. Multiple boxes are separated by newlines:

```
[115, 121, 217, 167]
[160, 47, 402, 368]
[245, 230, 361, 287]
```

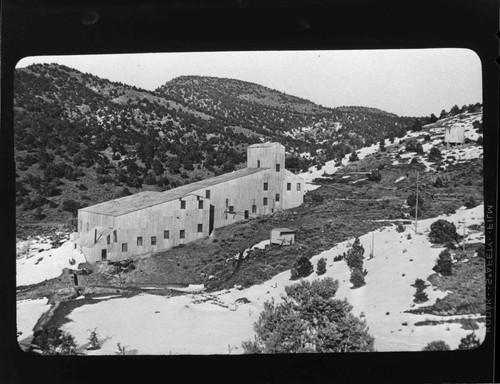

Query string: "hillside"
[16, 109, 485, 354]
[13, 63, 481, 235]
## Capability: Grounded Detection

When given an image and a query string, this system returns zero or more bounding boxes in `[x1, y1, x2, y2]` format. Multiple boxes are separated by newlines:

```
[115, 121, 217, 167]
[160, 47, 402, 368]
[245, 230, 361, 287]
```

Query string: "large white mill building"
[75, 143, 305, 263]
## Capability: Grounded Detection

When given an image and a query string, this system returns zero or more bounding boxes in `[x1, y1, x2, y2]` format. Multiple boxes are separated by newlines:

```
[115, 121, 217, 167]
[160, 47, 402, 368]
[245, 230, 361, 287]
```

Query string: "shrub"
[316, 258, 327, 275]
[458, 332, 481, 350]
[30, 327, 79, 355]
[422, 340, 450, 351]
[290, 256, 313, 280]
[429, 219, 459, 244]
[367, 169, 382, 182]
[350, 268, 366, 288]
[62, 199, 81, 215]
[464, 196, 478, 209]
[412, 278, 429, 303]
[434, 176, 444, 188]
[379, 139, 386, 152]
[428, 147, 442, 161]
[87, 328, 101, 350]
[333, 255, 343, 262]
[345, 238, 365, 271]
[349, 151, 359, 162]
[396, 223, 406, 233]
[433, 249, 453, 276]
[241, 278, 374, 353]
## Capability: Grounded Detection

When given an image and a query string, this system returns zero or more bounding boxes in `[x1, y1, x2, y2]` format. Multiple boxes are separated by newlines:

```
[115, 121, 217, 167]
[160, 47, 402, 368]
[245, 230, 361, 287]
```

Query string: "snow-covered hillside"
[16, 238, 86, 287]
[51, 205, 485, 354]
[299, 111, 483, 190]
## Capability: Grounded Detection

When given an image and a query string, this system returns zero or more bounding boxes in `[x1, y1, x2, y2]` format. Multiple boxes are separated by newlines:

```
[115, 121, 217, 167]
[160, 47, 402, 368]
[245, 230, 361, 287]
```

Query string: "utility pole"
[462, 217, 466, 252]
[371, 231, 375, 259]
[415, 171, 419, 234]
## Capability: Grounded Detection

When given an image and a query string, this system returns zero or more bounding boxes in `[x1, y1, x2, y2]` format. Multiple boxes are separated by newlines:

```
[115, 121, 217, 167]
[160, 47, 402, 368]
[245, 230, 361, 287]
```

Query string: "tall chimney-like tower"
[247, 142, 285, 171]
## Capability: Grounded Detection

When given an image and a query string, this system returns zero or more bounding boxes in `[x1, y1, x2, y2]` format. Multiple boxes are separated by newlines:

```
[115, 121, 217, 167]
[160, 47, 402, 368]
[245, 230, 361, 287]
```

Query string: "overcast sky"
[16, 49, 482, 117]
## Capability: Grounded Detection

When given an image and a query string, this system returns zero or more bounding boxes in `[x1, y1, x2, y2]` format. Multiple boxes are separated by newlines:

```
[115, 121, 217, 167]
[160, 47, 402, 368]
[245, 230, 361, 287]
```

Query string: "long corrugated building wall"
[75, 142, 305, 263]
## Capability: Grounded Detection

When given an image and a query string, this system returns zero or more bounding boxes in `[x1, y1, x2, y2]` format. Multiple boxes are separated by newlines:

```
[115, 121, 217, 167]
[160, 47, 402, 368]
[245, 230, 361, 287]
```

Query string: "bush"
[428, 147, 442, 161]
[367, 169, 382, 182]
[405, 139, 422, 153]
[433, 176, 444, 188]
[349, 151, 359, 162]
[30, 327, 79, 355]
[290, 256, 314, 280]
[396, 223, 406, 233]
[345, 238, 365, 271]
[458, 332, 481, 350]
[87, 328, 101, 350]
[350, 268, 366, 288]
[412, 278, 428, 303]
[333, 255, 343, 262]
[241, 278, 374, 353]
[316, 258, 327, 275]
[429, 219, 459, 244]
[422, 340, 450, 351]
[62, 199, 81, 215]
[464, 196, 478, 209]
[433, 249, 453, 276]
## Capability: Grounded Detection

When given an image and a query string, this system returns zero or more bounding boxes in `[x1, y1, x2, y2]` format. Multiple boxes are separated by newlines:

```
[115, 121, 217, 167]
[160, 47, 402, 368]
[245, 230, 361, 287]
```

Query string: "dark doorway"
[209, 204, 215, 235]
[101, 249, 107, 261]
[244, 210, 249, 219]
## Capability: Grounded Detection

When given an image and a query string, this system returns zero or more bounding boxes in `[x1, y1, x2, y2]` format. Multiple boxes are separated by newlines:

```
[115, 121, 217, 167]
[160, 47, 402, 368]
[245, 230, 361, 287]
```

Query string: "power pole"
[462, 217, 466, 251]
[371, 231, 375, 259]
[415, 171, 419, 233]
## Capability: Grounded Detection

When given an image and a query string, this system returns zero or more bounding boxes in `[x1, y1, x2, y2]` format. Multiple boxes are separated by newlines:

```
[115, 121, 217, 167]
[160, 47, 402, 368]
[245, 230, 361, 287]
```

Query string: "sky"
[16, 49, 482, 117]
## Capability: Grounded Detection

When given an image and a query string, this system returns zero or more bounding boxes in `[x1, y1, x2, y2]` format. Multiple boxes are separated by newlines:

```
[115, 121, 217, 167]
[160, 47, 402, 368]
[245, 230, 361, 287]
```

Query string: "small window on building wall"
[252, 205, 257, 213]
[106, 234, 110, 245]
[137, 237, 143, 246]
[198, 200, 204, 209]
[257, 160, 261, 167]
[263, 197, 268, 206]
[198, 224, 203, 233]
[275, 194, 280, 202]
[180, 230, 185, 239]
[151, 236, 157, 245]
[206, 190, 211, 199]
[287, 183, 291, 191]
[122, 243, 128, 252]
[263, 182, 268, 191]
[113, 230, 117, 242]
[180, 200, 186, 209]
[229, 206, 234, 213]
[297, 183, 301, 191]
[79, 220, 82, 231]
[164, 230, 170, 239]
[86, 223, 89, 231]
[276, 164, 280, 172]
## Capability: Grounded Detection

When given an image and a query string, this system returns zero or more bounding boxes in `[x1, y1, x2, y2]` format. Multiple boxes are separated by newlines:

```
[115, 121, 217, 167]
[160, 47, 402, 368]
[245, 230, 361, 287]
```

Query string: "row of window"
[120, 225, 204, 251]
[264, 182, 301, 191]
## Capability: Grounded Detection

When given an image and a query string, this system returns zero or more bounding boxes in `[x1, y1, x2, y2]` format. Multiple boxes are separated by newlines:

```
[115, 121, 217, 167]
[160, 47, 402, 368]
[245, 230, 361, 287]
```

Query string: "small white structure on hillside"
[270, 228, 296, 246]
[444, 125, 465, 145]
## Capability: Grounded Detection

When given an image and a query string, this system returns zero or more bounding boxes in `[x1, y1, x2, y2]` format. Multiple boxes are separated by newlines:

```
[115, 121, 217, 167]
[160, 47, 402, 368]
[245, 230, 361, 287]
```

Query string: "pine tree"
[422, 340, 450, 351]
[316, 258, 327, 275]
[242, 278, 374, 353]
[350, 268, 366, 288]
[458, 332, 481, 350]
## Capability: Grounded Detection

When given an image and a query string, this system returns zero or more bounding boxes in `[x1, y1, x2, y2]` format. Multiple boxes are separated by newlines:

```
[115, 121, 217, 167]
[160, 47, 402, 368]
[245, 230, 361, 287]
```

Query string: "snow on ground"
[299, 111, 482, 186]
[231, 239, 270, 261]
[16, 240, 86, 287]
[16, 298, 50, 341]
[59, 205, 486, 354]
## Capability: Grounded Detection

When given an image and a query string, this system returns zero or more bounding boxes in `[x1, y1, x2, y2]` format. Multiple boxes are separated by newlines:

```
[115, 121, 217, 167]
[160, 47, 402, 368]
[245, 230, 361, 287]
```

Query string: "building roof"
[248, 142, 284, 149]
[271, 228, 296, 233]
[80, 167, 268, 217]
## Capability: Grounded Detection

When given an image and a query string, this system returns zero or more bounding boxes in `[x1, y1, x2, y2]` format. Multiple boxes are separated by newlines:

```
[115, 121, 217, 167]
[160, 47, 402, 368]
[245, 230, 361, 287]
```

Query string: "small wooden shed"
[444, 125, 465, 145]
[270, 228, 296, 246]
